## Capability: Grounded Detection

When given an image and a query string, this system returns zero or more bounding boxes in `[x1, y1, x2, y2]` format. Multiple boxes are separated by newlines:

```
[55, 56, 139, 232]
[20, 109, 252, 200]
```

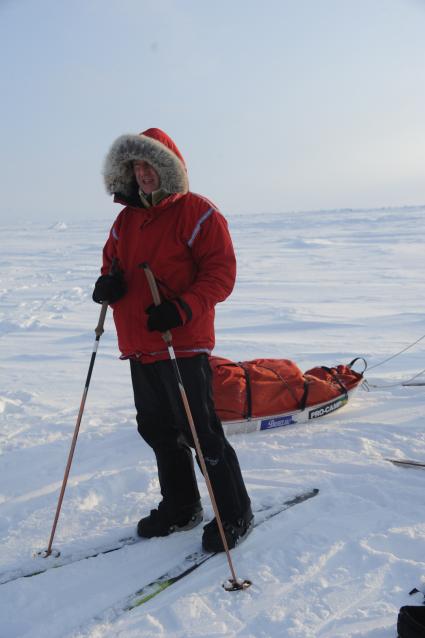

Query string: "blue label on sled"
[260, 415, 295, 430]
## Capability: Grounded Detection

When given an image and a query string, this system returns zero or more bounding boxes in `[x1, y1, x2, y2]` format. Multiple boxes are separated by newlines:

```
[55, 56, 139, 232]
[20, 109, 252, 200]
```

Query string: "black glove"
[146, 300, 184, 332]
[92, 271, 126, 304]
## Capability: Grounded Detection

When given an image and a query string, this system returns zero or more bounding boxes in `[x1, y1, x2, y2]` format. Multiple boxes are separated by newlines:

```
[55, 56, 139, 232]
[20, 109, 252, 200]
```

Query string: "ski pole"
[141, 262, 251, 592]
[40, 269, 114, 558]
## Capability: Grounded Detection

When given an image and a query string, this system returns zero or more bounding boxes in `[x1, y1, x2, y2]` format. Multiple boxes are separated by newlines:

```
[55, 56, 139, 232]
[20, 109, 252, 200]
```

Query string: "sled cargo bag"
[210, 356, 364, 421]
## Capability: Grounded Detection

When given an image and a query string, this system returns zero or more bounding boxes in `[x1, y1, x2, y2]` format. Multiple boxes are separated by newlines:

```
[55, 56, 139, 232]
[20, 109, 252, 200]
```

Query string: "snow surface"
[1, 207, 425, 637]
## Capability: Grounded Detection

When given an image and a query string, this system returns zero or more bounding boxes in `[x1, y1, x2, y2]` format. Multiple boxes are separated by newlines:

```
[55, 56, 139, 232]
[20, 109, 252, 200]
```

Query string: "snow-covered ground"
[1, 207, 425, 637]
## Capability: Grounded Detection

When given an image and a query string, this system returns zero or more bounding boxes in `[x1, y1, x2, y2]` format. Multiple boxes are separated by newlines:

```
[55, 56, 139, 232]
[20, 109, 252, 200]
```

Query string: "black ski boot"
[397, 606, 425, 637]
[202, 506, 254, 552]
[137, 500, 203, 538]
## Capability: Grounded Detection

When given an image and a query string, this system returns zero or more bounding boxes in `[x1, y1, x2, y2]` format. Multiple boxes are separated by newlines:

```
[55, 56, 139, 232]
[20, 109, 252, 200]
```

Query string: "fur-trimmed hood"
[103, 128, 189, 200]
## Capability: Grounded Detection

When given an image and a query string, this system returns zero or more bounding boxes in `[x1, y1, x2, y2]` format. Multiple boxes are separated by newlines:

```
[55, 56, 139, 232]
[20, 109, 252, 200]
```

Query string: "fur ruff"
[103, 134, 189, 196]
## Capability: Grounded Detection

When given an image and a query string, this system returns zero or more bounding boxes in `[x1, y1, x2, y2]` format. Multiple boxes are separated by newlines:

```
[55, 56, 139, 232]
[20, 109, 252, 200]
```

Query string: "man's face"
[133, 160, 160, 194]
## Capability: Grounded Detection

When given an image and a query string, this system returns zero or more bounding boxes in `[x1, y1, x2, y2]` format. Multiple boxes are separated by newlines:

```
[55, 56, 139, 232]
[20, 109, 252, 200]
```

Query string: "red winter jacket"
[100, 128, 236, 362]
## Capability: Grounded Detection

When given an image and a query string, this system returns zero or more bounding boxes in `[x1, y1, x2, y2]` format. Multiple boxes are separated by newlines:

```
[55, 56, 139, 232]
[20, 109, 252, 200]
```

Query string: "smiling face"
[133, 160, 161, 194]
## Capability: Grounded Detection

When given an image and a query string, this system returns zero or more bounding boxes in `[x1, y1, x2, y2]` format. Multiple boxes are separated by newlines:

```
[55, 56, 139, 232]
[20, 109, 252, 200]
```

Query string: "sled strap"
[256, 363, 306, 411]
[348, 357, 367, 375]
[321, 366, 349, 399]
[215, 362, 253, 419]
[237, 362, 253, 419]
[299, 378, 309, 412]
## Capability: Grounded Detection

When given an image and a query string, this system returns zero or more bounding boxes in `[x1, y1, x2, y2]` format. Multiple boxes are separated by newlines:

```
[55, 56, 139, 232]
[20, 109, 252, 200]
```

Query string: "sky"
[1, 0, 425, 224]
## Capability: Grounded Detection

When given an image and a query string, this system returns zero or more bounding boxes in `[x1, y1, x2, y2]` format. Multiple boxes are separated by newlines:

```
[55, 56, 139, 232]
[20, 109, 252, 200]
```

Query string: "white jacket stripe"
[187, 208, 214, 247]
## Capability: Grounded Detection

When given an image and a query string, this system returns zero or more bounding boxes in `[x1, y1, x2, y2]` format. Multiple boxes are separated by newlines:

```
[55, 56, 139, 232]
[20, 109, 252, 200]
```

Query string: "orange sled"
[210, 356, 366, 435]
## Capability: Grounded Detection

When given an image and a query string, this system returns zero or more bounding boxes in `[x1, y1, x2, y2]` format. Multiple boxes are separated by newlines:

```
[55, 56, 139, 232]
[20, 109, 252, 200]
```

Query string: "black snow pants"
[130, 354, 251, 522]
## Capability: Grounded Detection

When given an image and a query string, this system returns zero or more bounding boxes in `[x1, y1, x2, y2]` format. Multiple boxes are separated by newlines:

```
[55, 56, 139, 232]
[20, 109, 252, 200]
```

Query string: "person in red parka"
[93, 128, 252, 552]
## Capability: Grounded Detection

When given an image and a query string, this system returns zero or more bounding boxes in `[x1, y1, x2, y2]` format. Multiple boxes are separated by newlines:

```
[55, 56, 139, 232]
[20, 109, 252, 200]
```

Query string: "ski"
[386, 458, 425, 469]
[72, 488, 319, 636]
[0, 488, 318, 589]
[0, 534, 140, 586]
[123, 488, 319, 611]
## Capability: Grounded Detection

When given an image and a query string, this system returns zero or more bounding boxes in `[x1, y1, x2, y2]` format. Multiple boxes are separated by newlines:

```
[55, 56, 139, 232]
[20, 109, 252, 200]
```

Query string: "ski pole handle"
[140, 262, 172, 344]
[95, 301, 108, 338]
[94, 257, 117, 338]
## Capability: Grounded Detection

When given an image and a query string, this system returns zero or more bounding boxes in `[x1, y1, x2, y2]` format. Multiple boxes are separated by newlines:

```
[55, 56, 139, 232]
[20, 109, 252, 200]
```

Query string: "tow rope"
[364, 331, 425, 389]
